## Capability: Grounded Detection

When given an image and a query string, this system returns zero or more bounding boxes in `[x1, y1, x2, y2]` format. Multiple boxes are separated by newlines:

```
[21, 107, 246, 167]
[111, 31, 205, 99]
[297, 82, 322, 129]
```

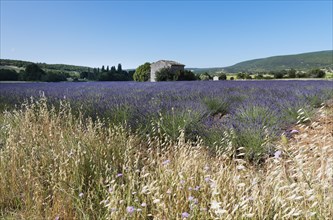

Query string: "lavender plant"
[0, 80, 332, 161]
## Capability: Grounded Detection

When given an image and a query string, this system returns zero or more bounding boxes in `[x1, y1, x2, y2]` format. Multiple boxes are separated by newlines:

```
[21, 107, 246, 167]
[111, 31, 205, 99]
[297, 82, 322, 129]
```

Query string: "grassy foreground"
[0, 98, 332, 219]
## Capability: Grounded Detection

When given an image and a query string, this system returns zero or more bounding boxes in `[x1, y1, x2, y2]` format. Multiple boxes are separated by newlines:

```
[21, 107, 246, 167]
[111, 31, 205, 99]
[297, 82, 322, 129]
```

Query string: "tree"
[81, 70, 97, 80]
[155, 68, 176, 81]
[106, 66, 109, 72]
[244, 73, 252, 79]
[128, 70, 135, 79]
[296, 71, 308, 78]
[101, 65, 105, 72]
[281, 70, 288, 77]
[288, 69, 296, 78]
[273, 71, 284, 79]
[133, 62, 151, 82]
[236, 72, 245, 79]
[309, 69, 325, 78]
[176, 70, 197, 81]
[98, 64, 132, 81]
[117, 63, 122, 73]
[80, 71, 88, 79]
[199, 72, 212, 80]
[43, 71, 67, 82]
[254, 73, 263, 79]
[218, 73, 227, 80]
[111, 66, 116, 73]
[24, 63, 45, 81]
[0, 69, 19, 81]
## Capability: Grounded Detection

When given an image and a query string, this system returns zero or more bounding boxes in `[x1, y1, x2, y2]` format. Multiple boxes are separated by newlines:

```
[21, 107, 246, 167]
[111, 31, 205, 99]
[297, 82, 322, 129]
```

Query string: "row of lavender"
[1, 80, 332, 160]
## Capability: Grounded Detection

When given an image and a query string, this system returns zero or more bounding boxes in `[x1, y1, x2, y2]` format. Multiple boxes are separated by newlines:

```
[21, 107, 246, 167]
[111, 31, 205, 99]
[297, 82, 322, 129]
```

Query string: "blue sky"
[1, 0, 332, 69]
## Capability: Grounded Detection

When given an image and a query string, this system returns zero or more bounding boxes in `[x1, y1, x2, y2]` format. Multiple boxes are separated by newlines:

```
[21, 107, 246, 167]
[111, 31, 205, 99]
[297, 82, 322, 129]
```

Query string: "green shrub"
[199, 72, 212, 81]
[288, 69, 296, 78]
[219, 73, 227, 80]
[308, 69, 326, 78]
[296, 71, 309, 78]
[133, 62, 151, 82]
[245, 73, 252, 79]
[273, 71, 284, 79]
[254, 74, 264, 79]
[155, 68, 196, 81]
[151, 109, 201, 142]
[24, 63, 46, 81]
[203, 97, 230, 116]
[176, 70, 197, 81]
[232, 106, 279, 163]
[231, 127, 271, 163]
[155, 68, 177, 81]
[236, 72, 245, 79]
[0, 69, 19, 81]
[42, 71, 67, 82]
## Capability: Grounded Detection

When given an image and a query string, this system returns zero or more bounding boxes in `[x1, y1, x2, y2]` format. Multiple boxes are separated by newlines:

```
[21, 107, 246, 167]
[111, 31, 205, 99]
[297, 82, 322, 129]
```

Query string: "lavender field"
[1, 80, 333, 219]
[1, 80, 332, 161]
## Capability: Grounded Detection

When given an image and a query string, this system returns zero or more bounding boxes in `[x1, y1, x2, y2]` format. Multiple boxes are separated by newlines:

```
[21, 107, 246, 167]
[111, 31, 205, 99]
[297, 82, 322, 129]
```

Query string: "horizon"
[1, 49, 332, 70]
[1, 1, 332, 69]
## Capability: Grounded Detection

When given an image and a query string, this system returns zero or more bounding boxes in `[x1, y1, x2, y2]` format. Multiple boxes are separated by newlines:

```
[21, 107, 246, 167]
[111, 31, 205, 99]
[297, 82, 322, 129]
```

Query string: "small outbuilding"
[213, 76, 219, 81]
[150, 60, 185, 82]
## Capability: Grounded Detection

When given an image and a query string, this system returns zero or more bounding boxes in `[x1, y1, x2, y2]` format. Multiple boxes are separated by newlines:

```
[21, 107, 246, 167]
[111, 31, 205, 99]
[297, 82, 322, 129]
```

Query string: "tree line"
[80, 64, 134, 81]
[0, 63, 134, 82]
[0, 61, 328, 82]
[132, 63, 327, 82]
[236, 68, 326, 80]
[0, 64, 68, 82]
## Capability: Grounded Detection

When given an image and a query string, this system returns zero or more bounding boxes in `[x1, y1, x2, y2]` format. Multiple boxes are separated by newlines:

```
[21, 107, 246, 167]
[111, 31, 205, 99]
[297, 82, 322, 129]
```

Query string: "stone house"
[213, 76, 219, 81]
[150, 60, 185, 82]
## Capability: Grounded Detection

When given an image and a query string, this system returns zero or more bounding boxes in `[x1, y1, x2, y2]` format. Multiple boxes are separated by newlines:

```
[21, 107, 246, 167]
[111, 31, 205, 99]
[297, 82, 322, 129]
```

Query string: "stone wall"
[150, 61, 185, 82]
[150, 62, 170, 82]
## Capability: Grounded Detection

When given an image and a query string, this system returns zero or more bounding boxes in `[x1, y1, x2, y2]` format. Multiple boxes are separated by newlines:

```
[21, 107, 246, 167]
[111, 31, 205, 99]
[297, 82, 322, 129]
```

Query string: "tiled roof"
[153, 60, 185, 66]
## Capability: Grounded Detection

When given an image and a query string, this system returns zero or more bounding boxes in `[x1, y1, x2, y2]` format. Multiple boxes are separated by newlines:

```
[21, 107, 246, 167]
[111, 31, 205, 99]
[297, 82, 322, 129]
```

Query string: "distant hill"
[2, 50, 332, 75]
[224, 50, 333, 73]
[0, 59, 91, 74]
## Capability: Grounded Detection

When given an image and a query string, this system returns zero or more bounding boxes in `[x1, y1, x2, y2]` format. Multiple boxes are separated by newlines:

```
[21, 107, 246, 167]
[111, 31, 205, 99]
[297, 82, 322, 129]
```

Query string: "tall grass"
[0, 98, 332, 219]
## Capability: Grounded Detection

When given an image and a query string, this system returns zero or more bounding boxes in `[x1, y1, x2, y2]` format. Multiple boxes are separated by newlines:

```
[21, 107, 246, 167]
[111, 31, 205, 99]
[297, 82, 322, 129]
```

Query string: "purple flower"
[274, 150, 282, 159]
[117, 173, 123, 177]
[290, 129, 299, 134]
[204, 177, 210, 182]
[126, 206, 135, 214]
[182, 212, 190, 218]
[2, 80, 331, 158]
[55, 216, 60, 220]
[78, 192, 84, 197]
[188, 196, 195, 201]
[194, 186, 200, 191]
[162, 159, 170, 165]
[141, 202, 147, 207]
